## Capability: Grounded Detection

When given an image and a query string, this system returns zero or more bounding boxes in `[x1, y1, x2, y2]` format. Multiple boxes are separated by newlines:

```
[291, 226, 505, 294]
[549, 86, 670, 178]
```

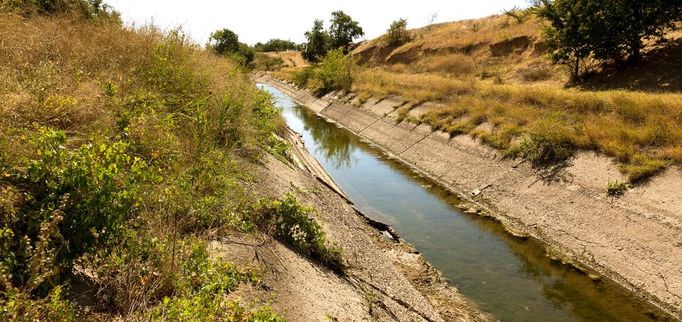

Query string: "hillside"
[353, 15, 562, 85]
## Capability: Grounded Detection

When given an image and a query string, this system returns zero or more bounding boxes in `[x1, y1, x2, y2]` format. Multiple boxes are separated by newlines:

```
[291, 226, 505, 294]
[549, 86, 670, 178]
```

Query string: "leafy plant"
[386, 18, 410, 46]
[607, 180, 628, 197]
[255, 194, 345, 273]
[312, 49, 357, 95]
[4, 127, 153, 288]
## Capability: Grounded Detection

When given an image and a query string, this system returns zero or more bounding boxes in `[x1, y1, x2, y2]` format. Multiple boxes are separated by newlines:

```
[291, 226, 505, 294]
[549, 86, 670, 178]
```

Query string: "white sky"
[104, 1, 529, 45]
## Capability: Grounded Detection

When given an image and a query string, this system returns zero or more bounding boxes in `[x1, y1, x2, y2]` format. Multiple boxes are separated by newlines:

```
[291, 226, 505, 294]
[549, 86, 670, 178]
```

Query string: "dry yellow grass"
[353, 69, 682, 181]
[353, 13, 558, 84]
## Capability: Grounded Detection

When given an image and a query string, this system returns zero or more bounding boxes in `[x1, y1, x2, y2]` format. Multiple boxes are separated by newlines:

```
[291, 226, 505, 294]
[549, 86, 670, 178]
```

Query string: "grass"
[0, 5, 331, 320]
[607, 181, 628, 197]
[350, 69, 682, 180]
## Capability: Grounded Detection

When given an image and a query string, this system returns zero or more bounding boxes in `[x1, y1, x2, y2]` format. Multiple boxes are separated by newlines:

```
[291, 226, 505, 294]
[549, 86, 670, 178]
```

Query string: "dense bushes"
[0, 8, 291, 319]
[291, 49, 357, 96]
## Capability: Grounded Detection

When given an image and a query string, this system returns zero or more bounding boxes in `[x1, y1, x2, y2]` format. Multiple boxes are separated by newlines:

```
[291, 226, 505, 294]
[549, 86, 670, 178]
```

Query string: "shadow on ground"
[582, 39, 682, 93]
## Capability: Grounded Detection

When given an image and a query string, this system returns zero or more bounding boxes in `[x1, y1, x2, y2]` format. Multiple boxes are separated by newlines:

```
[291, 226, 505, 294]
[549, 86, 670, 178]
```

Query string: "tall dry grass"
[0, 11, 287, 320]
[354, 69, 682, 181]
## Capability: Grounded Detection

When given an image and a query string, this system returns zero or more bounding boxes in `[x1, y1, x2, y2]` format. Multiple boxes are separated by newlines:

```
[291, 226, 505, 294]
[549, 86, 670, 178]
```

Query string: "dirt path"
[258, 74, 682, 320]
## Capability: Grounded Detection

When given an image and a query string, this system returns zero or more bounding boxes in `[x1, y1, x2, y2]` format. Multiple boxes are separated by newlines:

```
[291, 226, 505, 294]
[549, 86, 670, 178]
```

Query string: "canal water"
[258, 84, 664, 322]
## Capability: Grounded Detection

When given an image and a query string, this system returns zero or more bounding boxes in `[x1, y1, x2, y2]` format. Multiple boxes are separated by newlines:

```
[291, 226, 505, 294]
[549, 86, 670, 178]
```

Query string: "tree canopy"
[208, 28, 254, 66]
[303, 19, 329, 63]
[328, 10, 364, 53]
[535, 0, 682, 81]
[254, 39, 301, 52]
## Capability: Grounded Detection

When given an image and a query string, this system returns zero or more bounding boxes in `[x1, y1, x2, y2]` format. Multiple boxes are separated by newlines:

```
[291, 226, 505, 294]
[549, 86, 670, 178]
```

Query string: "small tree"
[502, 6, 531, 24]
[209, 28, 240, 55]
[314, 49, 357, 94]
[535, 0, 604, 81]
[386, 18, 410, 46]
[303, 19, 329, 63]
[208, 28, 254, 66]
[328, 10, 364, 53]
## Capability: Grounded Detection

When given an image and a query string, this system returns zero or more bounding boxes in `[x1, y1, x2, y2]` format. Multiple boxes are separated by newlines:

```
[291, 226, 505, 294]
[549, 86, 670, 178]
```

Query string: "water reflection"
[258, 84, 670, 322]
[293, 106, 357, 169]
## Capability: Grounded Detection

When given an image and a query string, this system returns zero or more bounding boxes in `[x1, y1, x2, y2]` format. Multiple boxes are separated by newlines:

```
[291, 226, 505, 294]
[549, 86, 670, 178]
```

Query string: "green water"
[258, 84, 670, 322]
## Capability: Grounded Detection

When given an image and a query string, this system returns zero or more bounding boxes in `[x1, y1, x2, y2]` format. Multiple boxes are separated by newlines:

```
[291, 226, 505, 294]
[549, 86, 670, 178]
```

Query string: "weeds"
[255, 194, 345, 273]
[607, 181, 628, 197]
[0, 5, 287, 319]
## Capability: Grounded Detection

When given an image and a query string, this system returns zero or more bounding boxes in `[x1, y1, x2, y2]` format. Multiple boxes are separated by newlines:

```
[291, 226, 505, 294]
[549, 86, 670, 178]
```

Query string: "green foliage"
[386, 18, 410, 46]
[607, 180, 628, 197]
[1, 285, 76, 321]
[292, 67, 316, 88]
[535, 0, 604, 81]
[508, 118, 578, 166]
[255, 194, 344, 273]
[254, 39, 301, 52]
[209, 28, 255, 66]
[303, 19, 330, 63]
[3, 127, 153, 289]
[291, 50, 357, 96]
[328, 10, 364, 53]
[145, 238, 270, 321]
[1, 0, 118, 19]
[209, 28, 240, 55]
[502, 6, 531, 25]
[313, 50, 356, 95]
[535, 0, 682, 79]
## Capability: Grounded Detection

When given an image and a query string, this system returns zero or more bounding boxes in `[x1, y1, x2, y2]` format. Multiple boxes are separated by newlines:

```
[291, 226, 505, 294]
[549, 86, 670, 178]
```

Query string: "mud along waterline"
[257, 83, 671, 322]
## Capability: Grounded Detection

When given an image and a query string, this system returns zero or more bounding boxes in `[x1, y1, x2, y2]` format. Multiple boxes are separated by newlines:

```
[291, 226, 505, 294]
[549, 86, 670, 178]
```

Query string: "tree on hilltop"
[328, 10, 364, 53]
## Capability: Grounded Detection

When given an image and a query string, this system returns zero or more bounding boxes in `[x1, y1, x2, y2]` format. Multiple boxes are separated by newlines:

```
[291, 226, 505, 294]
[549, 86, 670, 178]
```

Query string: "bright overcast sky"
[104, 1, 530, 45]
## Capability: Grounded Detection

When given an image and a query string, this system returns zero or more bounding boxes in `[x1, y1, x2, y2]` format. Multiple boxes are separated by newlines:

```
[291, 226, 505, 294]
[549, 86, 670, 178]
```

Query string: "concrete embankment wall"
[259, 75, 682, 319]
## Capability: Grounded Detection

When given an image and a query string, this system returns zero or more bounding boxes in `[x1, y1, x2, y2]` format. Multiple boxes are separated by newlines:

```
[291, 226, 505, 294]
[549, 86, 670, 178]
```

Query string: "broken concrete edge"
[256, 73, 681, 320]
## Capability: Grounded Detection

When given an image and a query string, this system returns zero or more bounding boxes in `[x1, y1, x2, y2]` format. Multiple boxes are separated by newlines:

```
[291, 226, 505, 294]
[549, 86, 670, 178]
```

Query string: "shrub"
[509, 118, 578, 166]
[312, 49, 356, 95]
[144, 238, 271, 321]
[292, 66, 316, 88]
[607, 180, 627, 196]
[3, 127, 153, 288]
[255, 194, 344, 273]
[386, 18, 410, 46]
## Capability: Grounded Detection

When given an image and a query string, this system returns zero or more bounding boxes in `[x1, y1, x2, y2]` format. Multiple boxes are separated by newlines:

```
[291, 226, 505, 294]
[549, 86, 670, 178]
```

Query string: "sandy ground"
[258, 74, 682, 320]
[212, 125, 488, 321]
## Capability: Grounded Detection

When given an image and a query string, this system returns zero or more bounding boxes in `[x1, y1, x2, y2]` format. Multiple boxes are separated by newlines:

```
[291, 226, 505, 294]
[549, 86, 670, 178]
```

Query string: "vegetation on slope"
[0, 1, 343, 320]
[274, 3, 682, 183]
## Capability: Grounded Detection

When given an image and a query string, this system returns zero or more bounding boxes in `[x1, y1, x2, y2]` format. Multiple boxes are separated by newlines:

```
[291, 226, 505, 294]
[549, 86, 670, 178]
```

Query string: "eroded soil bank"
[256, 73, 682, 320]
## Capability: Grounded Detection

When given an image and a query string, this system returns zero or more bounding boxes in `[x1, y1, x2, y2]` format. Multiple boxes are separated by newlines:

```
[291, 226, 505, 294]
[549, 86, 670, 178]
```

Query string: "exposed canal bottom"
[258, 83, 669, 322]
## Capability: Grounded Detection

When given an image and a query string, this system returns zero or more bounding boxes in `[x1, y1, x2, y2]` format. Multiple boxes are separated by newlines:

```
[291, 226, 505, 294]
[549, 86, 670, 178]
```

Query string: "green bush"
[607, 180, 628, 196]
[312, 49, 356, 96]
[292, 66, 316, 88]
[3, 127, 154, 289]
[144, 238, 272, 321]
[255, 194, 344, 273]
[508, 118, 578, 166]
[386, 18, 410, 46]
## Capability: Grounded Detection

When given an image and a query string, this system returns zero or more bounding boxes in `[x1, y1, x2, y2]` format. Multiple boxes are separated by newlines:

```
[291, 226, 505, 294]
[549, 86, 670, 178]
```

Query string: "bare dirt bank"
[223, 120, 488, 321]
[257, 74, 682, 320]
